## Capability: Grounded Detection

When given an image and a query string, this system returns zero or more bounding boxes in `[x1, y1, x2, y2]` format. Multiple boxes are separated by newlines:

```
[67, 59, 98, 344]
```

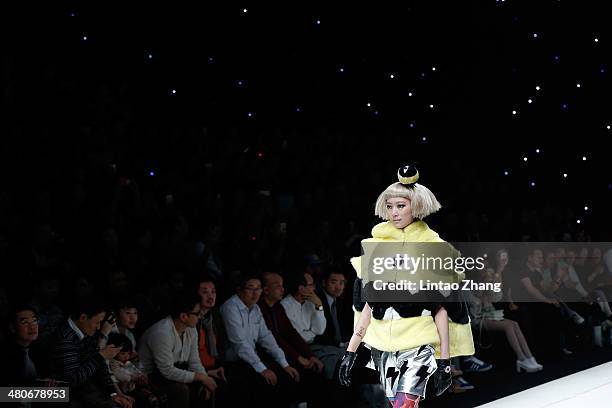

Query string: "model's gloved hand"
[433, 359, 452, 396]
[338, 351, 357, 386]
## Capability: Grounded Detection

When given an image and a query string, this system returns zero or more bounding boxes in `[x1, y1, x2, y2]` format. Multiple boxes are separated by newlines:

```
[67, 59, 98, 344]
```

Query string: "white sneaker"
[527, 357, 543, 371]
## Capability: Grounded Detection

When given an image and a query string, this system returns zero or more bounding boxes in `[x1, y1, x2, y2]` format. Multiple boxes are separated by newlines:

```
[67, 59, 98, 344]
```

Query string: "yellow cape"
[351, 220, 475, 358]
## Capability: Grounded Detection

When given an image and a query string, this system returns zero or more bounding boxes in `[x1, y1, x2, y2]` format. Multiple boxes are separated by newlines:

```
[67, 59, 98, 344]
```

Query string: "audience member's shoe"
[451, 366, 463, 377]
[451, 376, 475, 391]
[516, 359, 540, 373]
[572, 313, 585, 325]
[462, 356, 493, 373]
[594, 325, 604, 347]
[527, 357, 543, 371]
[450, 379, 467, 393]
[562, 347, 574, 356]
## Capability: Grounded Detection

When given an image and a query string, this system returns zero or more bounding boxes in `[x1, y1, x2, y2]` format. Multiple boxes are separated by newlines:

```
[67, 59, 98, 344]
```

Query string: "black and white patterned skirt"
[366, 344, 437, 398]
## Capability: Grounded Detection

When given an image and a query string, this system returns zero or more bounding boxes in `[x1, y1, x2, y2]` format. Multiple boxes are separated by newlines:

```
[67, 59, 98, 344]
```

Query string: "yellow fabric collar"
[370, 220, 442, 242]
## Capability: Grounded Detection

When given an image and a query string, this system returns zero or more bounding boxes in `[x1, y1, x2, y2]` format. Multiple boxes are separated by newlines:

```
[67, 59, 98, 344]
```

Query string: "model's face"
[198, 282, 217, 309]
[263, 274, 285, 303]
[386, 197, 413, 229]
[238, 279, 263, 308]
[118, 307, 138, 329]
[324, 273, 346, 298]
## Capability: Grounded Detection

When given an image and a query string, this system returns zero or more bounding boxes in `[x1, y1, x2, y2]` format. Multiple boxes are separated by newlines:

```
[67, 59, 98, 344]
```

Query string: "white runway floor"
[476, 361, 612, 407]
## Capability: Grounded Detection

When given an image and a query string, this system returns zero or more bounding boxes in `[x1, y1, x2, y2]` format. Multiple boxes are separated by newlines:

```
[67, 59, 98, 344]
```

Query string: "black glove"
[433, 359, 452, 396]
[338, 351, 357, 386]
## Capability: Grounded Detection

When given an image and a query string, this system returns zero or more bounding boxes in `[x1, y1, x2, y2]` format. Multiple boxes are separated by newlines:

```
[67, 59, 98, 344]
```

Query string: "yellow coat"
[351, 220, 475, 358]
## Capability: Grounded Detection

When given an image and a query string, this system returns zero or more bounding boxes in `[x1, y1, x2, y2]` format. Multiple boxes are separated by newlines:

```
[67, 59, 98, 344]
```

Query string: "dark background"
[1, 0, 610, 291]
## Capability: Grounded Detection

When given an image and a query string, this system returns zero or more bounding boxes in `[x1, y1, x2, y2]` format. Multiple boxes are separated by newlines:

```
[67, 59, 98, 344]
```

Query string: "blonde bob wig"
[374, 182, 441, 221]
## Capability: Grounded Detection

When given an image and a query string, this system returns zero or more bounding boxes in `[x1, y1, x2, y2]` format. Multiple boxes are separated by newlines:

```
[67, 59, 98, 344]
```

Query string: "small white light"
[607, 125, 611, 130]
[535, 86, 541, 91]
[316, 19, 321, 25]
[171, 89, 176, 94]
[504, 170, 509, 176]
[582, 156, 587, 161]
[83, 35, 88, 41]
[531, 181, 536, 187]
[366, 102, 371, 107]
[577, 219, 581, 224]
[528, 99, 533, 103]
[563, 173, 568, 178]
[422, 136, 427, 141]
[576, 83, 581, 88]
[584, 206, 589, 211]
[523, 157, 528, 162]
[429, 104, 434, 109]
[243, 8, 248, 13]
[512, 110, 517, 115]
[533, 33, 538, 38]
[339, 67, 344, 72]
[536, 148, 540, 153]
[432, 66, 436, 71]
[594, 37, 599, 43]
[390, 74, 395, 79]
[408, 92, 413, 97]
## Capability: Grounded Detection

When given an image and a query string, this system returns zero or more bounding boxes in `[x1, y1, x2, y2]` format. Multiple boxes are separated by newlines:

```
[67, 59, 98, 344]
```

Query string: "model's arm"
[434, 307, 450, 359]
[346, 303, 372, 352]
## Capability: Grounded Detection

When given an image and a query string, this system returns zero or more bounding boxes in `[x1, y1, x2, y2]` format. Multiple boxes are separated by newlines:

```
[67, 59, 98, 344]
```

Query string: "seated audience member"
[466, 265, 543, 373]
[49, 297, 132, 408]
[195, 275, 232, 405]
[314, 266, 351, 349]
[108, 333, 164, 407]
[282, 270, 344, 379]
[2, 304, 41, 386]
[112, 299, 139, 350]
[510, 248, 570, 356]
[259, 271, 329, 407]
[220, 273, 301, 408]
[195, 275, 227, 377]
[138, 291, 217, 408]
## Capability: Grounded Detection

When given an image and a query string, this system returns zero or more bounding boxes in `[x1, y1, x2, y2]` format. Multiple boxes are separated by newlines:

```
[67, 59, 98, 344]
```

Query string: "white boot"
[516, 359, 539, 373]
[594, 325, 604, 347]
[527, 357, 543, 370]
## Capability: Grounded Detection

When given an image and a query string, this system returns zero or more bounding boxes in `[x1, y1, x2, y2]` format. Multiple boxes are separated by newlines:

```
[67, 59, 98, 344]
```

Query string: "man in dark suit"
[314, 266, 351, 349]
